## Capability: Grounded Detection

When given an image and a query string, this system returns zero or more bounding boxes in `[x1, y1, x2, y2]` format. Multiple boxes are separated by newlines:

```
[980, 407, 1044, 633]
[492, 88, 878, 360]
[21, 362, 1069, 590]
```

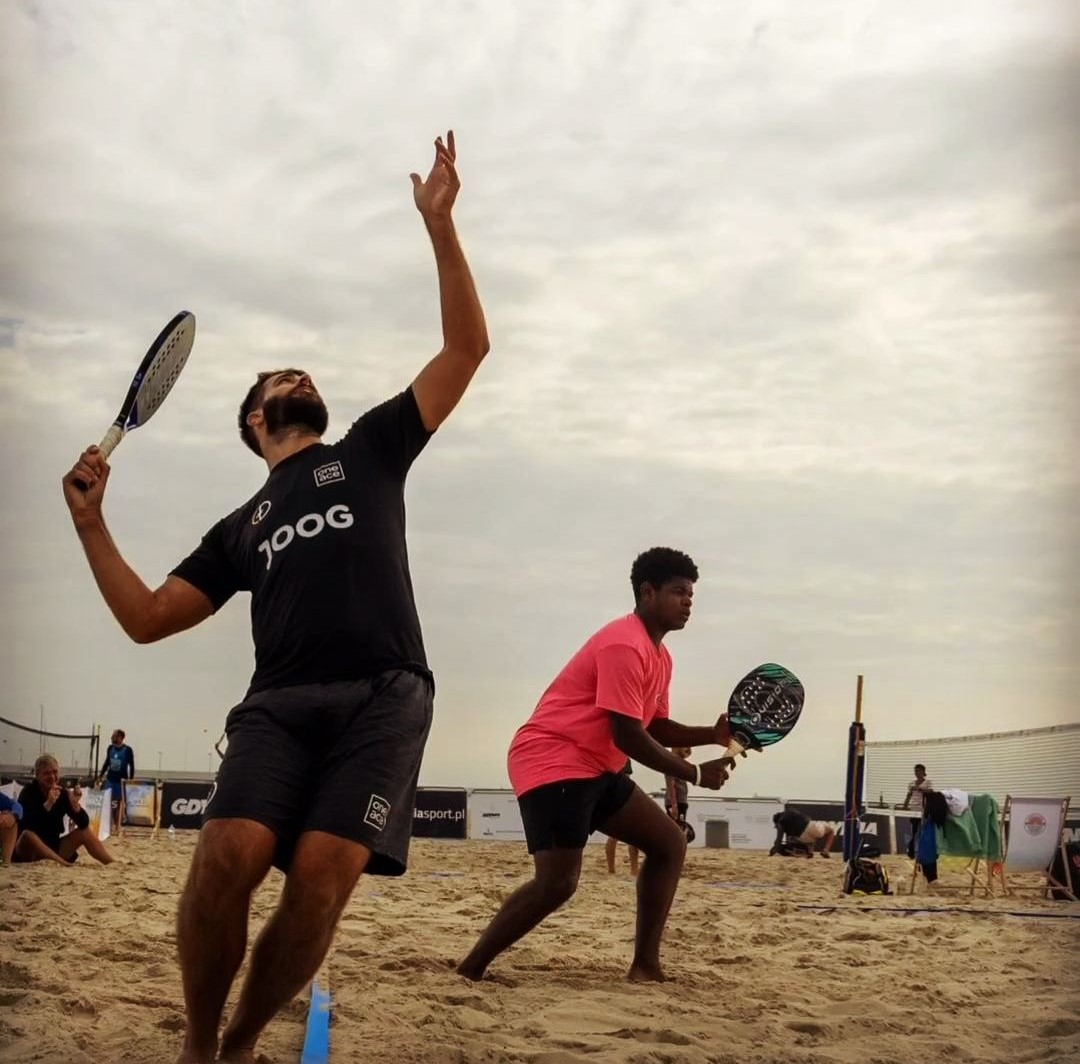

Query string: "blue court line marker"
[796, 904, 1080, 920]
[300, 977, 331, 1064]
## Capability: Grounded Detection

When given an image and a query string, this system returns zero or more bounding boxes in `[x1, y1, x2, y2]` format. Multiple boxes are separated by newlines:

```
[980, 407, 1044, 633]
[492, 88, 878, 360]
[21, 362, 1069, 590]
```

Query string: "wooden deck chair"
[121, 778, 157, 837]
[908, 793, 1000, 896]
[991, 796, 1076, 901]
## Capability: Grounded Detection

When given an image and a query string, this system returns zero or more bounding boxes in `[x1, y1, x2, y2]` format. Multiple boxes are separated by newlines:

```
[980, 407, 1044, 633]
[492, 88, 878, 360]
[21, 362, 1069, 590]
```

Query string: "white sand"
[2, 835, 1078, 1063]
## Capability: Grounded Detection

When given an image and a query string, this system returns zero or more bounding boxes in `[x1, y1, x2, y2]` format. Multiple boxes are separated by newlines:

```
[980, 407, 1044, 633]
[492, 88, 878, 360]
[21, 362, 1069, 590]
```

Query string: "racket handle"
[98, 424, 125, 459]
[724, 739, 747, 759]
[72, 424, 124, 491]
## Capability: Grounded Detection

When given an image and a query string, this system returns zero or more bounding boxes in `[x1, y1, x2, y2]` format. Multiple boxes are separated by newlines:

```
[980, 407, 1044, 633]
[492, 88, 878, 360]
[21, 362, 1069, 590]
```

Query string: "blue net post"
[842, 676, 866, 862]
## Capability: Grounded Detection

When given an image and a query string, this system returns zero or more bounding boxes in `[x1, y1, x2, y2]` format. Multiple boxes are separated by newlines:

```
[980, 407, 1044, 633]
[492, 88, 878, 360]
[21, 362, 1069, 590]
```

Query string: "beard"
[262, 391, 329, 438]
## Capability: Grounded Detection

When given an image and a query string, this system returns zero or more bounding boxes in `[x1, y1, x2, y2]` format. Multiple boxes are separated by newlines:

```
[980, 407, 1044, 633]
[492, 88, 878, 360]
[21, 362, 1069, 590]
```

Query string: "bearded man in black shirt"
[62, 131, 489, 1064]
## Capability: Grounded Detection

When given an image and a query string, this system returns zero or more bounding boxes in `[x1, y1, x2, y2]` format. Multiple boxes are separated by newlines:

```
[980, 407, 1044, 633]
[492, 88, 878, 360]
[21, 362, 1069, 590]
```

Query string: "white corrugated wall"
[864, 723, 1080, 806]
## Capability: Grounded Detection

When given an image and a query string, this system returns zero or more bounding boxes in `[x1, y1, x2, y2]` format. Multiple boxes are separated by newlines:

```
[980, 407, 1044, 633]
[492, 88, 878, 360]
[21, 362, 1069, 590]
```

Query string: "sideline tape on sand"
[300, 976, 331, 1064]
[797, 904, 1080, 921]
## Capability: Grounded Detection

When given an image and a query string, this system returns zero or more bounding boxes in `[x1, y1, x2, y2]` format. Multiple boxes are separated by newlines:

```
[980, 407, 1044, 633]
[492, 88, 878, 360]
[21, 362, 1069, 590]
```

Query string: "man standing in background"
[97, 728, 135, 830]
[902, 762, 932, 858]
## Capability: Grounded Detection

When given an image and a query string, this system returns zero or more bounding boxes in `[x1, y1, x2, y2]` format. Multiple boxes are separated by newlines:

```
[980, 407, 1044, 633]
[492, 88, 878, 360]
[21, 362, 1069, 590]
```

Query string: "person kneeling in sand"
[13, 755, 114, 866]
[457, 547, 733, 984]
[772, 809, 834, 858]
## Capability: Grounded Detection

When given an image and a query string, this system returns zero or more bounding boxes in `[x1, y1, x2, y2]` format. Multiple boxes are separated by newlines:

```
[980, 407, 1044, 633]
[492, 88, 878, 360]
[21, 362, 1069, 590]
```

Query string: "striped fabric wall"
[864, 723, 1080, 807]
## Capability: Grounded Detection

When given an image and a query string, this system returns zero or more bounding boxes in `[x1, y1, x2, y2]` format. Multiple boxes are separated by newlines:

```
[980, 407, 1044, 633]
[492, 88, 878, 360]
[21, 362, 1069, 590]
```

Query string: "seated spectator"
[13, 754, 114, 865]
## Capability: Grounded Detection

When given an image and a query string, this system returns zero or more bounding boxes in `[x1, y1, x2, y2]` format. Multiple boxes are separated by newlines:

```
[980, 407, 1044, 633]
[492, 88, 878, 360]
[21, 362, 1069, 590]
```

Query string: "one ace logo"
[314, 460, 345, 487]
[364, 794, 391, 832]
[1024, 814, 1047, 836]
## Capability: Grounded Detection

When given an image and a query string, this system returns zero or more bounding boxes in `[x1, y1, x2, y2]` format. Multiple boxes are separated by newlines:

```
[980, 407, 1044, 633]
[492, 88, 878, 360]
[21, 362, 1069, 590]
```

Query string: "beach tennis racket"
[75, 311, 195, 486]
[724, 663, 804, 758]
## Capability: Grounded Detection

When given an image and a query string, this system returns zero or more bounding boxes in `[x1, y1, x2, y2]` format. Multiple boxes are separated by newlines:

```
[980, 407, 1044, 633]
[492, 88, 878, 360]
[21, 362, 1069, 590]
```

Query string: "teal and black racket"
[725, 663, 804, 757]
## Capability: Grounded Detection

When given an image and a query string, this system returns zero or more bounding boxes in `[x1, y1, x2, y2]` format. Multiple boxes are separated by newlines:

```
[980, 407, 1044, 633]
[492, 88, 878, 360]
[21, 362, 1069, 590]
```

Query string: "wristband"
[692, 763, 700, 786]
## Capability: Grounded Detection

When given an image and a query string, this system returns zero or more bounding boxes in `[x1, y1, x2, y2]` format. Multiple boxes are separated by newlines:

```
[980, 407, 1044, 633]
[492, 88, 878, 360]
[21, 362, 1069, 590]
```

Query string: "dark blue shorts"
[204, 670, 433, 875]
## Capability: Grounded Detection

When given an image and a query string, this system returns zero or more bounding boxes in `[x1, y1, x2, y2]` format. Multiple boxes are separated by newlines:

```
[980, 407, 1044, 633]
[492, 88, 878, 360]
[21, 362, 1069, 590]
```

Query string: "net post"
[843, 675, 867, 863]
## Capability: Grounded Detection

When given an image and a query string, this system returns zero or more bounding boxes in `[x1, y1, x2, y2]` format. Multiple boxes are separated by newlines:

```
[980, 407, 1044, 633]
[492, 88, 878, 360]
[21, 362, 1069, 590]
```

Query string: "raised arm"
[409, 131, 490, 432]
[62, 446, 214, 643]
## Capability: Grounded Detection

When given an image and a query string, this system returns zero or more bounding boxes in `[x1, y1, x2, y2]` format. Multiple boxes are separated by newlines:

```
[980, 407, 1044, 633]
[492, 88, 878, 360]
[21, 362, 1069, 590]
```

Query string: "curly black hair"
[629, 547, 699, 602]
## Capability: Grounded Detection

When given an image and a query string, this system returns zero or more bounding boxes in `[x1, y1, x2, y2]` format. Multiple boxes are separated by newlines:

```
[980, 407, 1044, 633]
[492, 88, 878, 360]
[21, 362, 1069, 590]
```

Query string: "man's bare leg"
[456, 847, 583, 981]
[605, 835, 617, 873]
[0, 817, 16, 865]
[175, 819, 276, 1064]
[598, 787, 687, 983]
[59, 827, 114, 865]
[13, 831, 69, 865]
[216, 831, 370, 1063]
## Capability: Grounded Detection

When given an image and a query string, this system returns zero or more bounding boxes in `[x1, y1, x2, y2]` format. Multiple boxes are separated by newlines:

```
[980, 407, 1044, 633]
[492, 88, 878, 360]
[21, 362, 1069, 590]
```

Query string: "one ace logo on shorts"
[314, 460, 345, 487]
[364, 794, 391, 832]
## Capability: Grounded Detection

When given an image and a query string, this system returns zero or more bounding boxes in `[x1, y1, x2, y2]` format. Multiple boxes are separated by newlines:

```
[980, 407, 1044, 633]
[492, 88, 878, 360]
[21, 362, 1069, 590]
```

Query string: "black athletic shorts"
[203, 669, 433, 876]
[518, 771, 636, 854]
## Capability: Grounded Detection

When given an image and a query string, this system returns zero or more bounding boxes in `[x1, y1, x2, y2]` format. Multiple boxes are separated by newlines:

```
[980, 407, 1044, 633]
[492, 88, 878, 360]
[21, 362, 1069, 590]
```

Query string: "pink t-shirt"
[507, 613, 672, 796]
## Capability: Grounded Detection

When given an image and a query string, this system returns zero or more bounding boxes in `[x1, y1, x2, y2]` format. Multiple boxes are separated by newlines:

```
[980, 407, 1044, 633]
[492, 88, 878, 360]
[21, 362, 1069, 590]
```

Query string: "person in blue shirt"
[96, 728, 135, 828]
[0, 790, 22, 865]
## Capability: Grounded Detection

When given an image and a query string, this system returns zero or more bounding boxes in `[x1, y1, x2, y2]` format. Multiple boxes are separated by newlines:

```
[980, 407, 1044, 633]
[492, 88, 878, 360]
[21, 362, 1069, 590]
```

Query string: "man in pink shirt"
[457, 547, 732, 983]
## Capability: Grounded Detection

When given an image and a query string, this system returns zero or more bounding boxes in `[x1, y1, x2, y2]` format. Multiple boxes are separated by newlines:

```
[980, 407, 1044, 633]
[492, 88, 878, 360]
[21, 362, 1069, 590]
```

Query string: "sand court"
[2, 835, 1078, 1063]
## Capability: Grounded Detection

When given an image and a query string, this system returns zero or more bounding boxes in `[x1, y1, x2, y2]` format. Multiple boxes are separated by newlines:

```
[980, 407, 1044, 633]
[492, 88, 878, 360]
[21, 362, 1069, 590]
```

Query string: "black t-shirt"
[171, 388, 433, 696]
[775, 808, 810, 845]
[17, 784, 90, 850]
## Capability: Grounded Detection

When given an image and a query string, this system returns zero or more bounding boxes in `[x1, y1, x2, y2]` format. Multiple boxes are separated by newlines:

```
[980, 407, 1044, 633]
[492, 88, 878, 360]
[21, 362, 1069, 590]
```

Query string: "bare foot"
[174, 1050, 216, 1064]
[455, 961, 486, 982]
[217, 1047, 257, 1063]
[627, 961, 666, 983]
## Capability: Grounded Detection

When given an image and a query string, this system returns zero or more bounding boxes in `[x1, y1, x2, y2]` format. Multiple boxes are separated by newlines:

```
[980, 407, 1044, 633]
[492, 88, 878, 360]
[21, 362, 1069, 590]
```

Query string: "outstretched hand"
[410, 130, 460, 223]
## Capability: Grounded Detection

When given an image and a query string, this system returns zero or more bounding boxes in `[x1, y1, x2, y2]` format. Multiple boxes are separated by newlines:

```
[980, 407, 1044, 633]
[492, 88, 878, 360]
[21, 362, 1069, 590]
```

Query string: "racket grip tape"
[97, 424, 125, 459]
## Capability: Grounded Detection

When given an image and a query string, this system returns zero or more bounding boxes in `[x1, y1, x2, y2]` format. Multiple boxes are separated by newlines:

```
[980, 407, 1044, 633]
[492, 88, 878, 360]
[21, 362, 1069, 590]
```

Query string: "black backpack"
[843, 857, 892, 895]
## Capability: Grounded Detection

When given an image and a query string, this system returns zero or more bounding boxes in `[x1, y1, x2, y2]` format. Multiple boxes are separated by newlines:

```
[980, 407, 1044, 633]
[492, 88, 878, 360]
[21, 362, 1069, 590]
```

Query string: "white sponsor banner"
[467, 789, 784, 849]
[64, 787, 111, 842]
[660, 797, 784, 850]
[468, 790, 525, 841]
[467, 789, 609, 845]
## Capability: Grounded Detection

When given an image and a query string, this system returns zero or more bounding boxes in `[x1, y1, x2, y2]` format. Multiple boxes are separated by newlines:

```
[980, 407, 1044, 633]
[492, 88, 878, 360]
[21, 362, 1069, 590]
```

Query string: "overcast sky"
[1, 1, 1076, 801]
